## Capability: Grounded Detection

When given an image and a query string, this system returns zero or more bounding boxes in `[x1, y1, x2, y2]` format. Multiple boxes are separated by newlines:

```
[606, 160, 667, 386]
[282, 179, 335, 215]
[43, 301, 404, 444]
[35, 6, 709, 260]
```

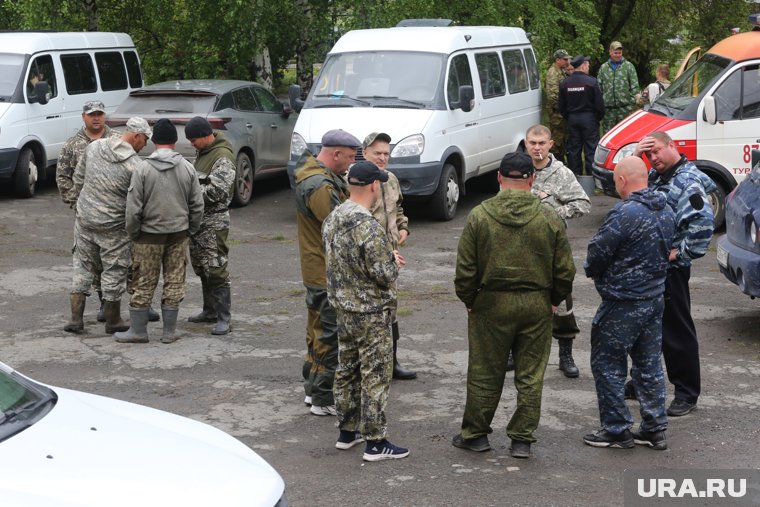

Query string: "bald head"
[614, 156, 649, 199]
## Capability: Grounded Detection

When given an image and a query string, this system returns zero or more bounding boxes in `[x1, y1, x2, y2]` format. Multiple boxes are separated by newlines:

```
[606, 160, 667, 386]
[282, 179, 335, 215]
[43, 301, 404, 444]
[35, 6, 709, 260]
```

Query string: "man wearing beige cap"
[598, 41, 640, 133]
[64, 117, 152, 335]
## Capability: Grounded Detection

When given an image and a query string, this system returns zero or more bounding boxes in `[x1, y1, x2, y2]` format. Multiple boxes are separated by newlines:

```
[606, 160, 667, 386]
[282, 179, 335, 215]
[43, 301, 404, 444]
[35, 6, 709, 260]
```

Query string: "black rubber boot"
[558, 338, 579, 378]
[160, 305, 179, 344]
[96, 290, 106, 323]
[104, 300, 130, 334]
[188, 281, 217, 323]
[148, 306, 160, 322]
[64, 293, 86, 334]
[392, 322, 417, 380]
[114, 307, 150, 343]
[211, 287, 232, 335]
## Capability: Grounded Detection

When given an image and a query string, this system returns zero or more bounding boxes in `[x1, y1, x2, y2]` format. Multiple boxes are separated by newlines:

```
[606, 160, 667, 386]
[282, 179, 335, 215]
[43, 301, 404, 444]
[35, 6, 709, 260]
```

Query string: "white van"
[287, 21, 541, 220]
[0, 32, 143, 197]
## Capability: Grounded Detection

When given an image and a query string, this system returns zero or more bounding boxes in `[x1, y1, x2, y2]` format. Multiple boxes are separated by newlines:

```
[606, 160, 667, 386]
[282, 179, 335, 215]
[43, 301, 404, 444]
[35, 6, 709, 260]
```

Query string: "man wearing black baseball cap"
[452, 151, 575, 459]
[323, 160, 410, 461]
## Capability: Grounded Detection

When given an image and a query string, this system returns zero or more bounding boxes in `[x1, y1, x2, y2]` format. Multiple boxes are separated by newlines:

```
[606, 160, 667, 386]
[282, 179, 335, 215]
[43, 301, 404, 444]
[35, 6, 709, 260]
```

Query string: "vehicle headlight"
[290, 133, 307, 159]
[612, 143, 638, 164]
[391, 134, 424, 158]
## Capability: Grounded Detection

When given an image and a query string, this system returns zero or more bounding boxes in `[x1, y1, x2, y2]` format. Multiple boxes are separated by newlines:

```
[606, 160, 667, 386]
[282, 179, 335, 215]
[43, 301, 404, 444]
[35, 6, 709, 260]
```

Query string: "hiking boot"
[104, 300, 129, 334]
[211, 286, 232, 335]
[188, 281, 217, 323]
[509, 440, 531, 459]
[160, 305, 179, 344]
[113, 307, 150, 343]
[335, 430, 365, 450]
[633, 430, 668, 450]
[624, 380, 638, 401]
[506, 351, 515, 372]
[363, 439, 410, 461]
[392, 322, 417, 380]
[667, 399, 696, 417]
[583, 429, 634, 449]
[558, 338, 579, 378]
[64, 293, 86, 334]
[452, 433, 491, 452]
[310, 404, 337, 416]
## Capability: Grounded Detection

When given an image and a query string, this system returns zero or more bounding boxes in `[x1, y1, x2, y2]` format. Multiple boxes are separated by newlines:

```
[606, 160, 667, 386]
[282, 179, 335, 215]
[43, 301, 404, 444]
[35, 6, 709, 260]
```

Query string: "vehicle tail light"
[207, 118, 231, 129]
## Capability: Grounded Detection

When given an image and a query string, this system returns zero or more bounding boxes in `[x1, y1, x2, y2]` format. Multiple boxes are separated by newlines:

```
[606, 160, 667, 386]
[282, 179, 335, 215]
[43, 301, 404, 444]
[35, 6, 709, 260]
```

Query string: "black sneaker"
[624, 381, 638, 401]
[667, 399, 696, 417]
[363, 439, 410, 461]
[452, 433, 491, 452]
[633, 429, 668, 450]
[509, 439, 531, 459]
[583, 429, 634, 449]
[335, 430, 364, 450]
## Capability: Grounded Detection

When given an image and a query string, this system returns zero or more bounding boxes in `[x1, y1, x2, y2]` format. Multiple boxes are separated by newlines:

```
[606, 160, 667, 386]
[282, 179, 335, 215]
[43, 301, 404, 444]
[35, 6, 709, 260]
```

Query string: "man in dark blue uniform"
[559, 55, 605, 176]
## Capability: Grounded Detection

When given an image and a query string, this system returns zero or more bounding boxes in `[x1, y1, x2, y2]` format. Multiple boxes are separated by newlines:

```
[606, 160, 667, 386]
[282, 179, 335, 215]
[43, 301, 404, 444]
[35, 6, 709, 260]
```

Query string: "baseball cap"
[126, 117, 152, 138]
[610, 41, 623, 50]
[362, 132, 392, 149]
[83, 100, 106, 114]
[499, 152, 534, 179]
[570, 55, 591, 68]
[321, 129, 361, 148]
[553, 49, 570, 60]
[347, 161, 389, 186]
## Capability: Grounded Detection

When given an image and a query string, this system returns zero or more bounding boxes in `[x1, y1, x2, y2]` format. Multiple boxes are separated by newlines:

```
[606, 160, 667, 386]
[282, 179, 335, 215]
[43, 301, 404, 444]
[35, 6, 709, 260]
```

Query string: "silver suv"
[109, 80, 296, 206]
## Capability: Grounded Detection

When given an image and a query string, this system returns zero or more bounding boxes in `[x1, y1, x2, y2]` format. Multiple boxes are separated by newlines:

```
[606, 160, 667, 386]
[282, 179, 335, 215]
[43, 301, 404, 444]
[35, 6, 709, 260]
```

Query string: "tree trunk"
[253, 48, 273, 89]
[83, 0, 99, 31]
[295, 0, 314, 93]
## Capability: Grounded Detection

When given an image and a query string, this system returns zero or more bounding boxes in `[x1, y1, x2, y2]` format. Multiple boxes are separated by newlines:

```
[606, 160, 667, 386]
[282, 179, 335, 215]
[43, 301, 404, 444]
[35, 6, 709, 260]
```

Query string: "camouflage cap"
[362, 132, 391, 149]
[83, 100, 106, 114]
[553, 49, 570, 60]
[610, 41, 623, 50]
[126, 117, 152, 138]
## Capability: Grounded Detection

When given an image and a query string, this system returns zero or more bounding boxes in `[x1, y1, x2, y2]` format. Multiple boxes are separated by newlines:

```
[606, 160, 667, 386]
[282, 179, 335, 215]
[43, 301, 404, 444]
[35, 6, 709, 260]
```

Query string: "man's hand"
[393, 250, 405, 267]
[398, 229, 409, 245]
[668, 248, 678, 262]
[633, 136, 656, 157]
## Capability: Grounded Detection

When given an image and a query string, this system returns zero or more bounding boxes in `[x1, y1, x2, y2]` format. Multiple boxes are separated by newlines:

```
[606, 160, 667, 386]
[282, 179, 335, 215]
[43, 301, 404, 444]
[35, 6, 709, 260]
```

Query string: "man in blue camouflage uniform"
[629, 131, 716, 417]
[583, 157, 676, 450]
[452, 152, 575, 459]
[323, 161, 409, 462]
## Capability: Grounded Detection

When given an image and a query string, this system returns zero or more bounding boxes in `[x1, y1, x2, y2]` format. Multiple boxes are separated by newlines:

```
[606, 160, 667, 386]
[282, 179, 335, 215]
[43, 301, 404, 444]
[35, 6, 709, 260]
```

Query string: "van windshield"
[650, 53, 731, 117]
[0, 53, 25, 99]
[306, 51, 445, 109]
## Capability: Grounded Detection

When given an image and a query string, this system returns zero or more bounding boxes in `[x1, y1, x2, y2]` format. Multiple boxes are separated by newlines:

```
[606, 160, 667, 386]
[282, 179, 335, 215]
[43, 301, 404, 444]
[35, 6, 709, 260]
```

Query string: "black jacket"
[559, 72, 605, 121]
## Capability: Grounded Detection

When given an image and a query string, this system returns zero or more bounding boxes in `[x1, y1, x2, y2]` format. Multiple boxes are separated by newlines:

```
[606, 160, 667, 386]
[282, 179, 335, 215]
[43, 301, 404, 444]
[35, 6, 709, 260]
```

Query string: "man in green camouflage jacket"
[543, 49, 571, 161]
[598, 41, 639, 133]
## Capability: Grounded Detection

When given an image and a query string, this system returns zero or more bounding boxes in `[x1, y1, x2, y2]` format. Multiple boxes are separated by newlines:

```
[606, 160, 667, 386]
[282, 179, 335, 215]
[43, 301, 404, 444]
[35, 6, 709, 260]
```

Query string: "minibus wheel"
[13, 148, 37, 198]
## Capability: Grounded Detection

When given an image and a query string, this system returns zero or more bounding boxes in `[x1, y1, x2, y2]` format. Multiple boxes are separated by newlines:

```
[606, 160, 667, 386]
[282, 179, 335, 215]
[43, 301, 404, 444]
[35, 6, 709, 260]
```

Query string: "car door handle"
[245, 123, 253, 128]
[270, 123, 278, 129]
[46, 115, 61, 119]
[465, 122, 478, 127]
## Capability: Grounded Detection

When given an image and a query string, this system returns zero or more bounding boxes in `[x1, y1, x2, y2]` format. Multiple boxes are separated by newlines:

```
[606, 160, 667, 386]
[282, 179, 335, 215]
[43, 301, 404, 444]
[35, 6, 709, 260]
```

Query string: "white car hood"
[0, 387, 284, 507]
[298, 106, 433, 144]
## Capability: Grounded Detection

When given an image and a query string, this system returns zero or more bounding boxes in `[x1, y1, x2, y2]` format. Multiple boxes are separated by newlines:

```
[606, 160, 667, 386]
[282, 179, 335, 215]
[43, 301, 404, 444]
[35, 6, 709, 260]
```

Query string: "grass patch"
[396, 308, 413, 317]
[289, 288, 305, 297]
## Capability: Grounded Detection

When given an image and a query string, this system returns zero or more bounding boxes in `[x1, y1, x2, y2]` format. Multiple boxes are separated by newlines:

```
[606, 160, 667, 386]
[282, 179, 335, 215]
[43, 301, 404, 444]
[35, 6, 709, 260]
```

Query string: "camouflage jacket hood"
[480, 188, 542, 227]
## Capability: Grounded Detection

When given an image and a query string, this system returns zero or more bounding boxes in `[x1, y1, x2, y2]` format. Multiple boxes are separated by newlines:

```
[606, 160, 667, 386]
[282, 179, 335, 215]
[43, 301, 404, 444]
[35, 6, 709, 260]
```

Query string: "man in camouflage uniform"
[543, 50, 571, 162]
[64, 117, 152, 335]
[57, 100, 120, 322]
[323, 160, 409, 462]
[115, 119, 204, 344]
[452, 152, 575, 459]
[598, 41, 640, 134]
[362, 132, 416, 380]
[185, 116, 236, 336]
[526, 124, 590, 377]
[583, 156, 675, 450]
[295, 129, 360, 416]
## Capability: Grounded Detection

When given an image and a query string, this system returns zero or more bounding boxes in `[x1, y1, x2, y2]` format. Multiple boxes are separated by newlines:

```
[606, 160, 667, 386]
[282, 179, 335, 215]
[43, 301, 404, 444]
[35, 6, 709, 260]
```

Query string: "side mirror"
[456, 85, 474, 113]
[33, 81, 50, 105]
[288, 84, 304, 114]
[703, 95, 716, 125]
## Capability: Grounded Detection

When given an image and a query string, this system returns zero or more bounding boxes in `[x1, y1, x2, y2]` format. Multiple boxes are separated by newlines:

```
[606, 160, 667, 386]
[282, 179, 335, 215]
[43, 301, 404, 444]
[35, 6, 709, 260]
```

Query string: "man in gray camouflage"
[323, 160, 410, 462]
[64, 117, 152, 335]
[362, 132, 416, 380]
[184, 116, 236, 336]
[526, 124, 590, 377]
[115, 119, 204, 344]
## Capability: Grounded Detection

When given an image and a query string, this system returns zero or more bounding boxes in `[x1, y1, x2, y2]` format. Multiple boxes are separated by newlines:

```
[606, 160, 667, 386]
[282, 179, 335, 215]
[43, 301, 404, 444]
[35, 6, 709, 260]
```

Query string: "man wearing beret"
[65, 117, 152, 335]
[452, 152, 575, 459]
[543, 49, 572, 162]
[323, 160, 409, 461]
[598, 41, 640, 133]
[294, 128, 360, 416]
[184, 116, 236, 336]
[115, 119, 204, 344]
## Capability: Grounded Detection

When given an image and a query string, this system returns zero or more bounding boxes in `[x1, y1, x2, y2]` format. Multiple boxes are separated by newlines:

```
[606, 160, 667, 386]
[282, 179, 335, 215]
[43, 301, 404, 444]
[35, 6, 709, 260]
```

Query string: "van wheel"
[432, 163, 459, 221]
[13, 148, 37, 198]
[231, 152, 254, 207]
[706, 182, 726, 230]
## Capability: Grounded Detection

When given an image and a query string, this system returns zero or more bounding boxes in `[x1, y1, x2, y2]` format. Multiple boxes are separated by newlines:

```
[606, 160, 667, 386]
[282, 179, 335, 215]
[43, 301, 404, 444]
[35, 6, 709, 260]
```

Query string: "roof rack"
[395, 19, 454, 27]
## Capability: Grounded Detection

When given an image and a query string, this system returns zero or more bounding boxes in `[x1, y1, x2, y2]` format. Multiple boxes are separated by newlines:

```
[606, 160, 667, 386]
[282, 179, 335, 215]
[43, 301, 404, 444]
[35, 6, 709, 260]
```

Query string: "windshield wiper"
[358, 95, 426, 108]
[155, 109, 184, 113]
[0, 396, 54, 424]
[313, 94, 371, 106]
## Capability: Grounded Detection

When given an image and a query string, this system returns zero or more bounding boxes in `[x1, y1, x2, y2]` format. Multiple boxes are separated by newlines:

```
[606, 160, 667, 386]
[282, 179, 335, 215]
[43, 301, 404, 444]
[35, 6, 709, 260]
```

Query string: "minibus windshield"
[306, 51, 445, 109]
[0, 53, 25, 98]
[651, 53, 731, 116]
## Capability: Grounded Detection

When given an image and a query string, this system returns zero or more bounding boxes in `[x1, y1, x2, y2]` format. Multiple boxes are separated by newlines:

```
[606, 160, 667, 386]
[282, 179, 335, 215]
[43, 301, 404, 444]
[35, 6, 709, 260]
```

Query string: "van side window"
[95, 52, 128, 91]
[713, 70, 742, 121]
[26, 55, 58, 103]
[447, 54, 473, 108]
[502, 50, 528, 94]
[123, 51, 143, 88]
[523, 48, 540, 90]
[475, 52, 506, 98]
[61, 54, 97, 95]
[741, 65, 760, 119]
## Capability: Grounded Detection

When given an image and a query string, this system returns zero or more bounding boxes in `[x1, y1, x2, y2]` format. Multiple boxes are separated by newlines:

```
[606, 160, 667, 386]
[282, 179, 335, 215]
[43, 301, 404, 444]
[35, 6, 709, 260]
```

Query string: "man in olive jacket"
[452, 152, 575, 459]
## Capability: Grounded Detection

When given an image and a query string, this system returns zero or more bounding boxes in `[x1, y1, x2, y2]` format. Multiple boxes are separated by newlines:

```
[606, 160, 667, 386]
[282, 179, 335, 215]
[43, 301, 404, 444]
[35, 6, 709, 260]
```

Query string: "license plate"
[717, 244, 729, 267]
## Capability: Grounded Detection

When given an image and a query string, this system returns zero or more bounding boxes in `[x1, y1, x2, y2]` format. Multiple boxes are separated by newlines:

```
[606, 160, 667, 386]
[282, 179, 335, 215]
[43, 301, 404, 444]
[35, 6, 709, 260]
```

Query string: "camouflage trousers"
[461, 290, 553, 443]
[334, 308, 393, 441]
[189, 226, 230, 290]
[601, 105, 634, 134]
[590, 297, 667, 434]
[548, 110, 567, 161]
[129, 232, 189, 308]
[302, 285, 338, 407]
[71, 220, 130, 302]
[553, 292, 580, 340]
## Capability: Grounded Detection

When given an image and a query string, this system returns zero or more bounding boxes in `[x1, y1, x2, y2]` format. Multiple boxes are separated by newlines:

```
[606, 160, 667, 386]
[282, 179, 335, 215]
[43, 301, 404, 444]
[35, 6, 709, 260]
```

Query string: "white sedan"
[0, 361, 287, 507]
